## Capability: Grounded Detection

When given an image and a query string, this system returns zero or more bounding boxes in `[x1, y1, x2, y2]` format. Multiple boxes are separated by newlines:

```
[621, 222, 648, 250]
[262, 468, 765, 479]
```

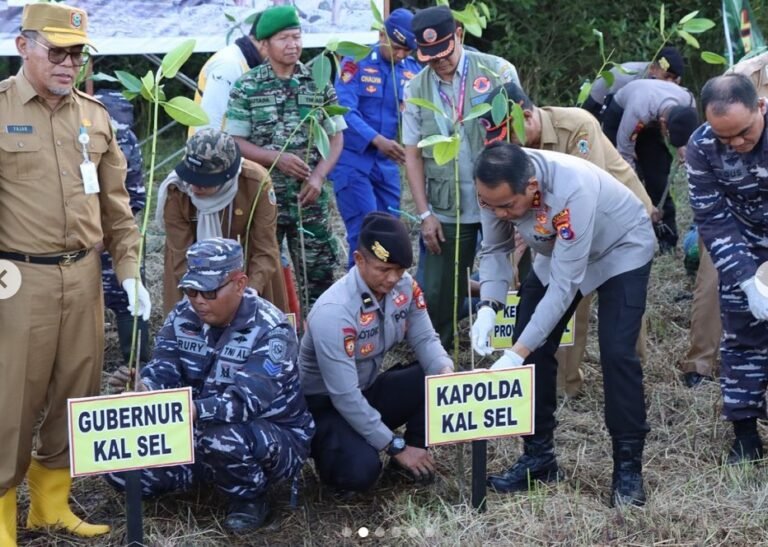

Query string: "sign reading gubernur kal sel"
[68, 387, 194, 477]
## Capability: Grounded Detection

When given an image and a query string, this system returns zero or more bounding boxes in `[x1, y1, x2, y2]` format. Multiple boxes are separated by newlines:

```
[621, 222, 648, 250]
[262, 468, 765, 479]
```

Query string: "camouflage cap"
[174, 128, 242, 187]
[179, 238, 244, 292]
[21, 3, 96, 49]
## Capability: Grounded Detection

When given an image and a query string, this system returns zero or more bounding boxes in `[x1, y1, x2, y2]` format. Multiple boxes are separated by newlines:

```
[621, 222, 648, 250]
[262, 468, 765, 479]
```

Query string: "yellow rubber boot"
[0, 487, 17, 547]
[26, 460, 109, 537]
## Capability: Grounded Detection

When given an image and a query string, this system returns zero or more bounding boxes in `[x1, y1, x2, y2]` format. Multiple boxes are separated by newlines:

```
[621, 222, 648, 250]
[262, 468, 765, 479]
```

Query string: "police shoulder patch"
[577, 137, 590, 156]
[340, 60, 358, 84]
[342, 326, 356, 358]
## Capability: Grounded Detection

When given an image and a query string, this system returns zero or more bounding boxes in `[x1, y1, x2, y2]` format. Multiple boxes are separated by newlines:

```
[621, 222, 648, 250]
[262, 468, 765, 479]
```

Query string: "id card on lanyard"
[437, 57, 469, 123]
[78, 126, 100, 194]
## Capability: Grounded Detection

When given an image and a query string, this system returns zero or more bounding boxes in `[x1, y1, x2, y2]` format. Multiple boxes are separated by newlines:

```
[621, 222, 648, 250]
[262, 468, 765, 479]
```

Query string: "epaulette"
[0, 79, 12, 93]
[361, 292, 376, 310]
[75, 87, 108, 110]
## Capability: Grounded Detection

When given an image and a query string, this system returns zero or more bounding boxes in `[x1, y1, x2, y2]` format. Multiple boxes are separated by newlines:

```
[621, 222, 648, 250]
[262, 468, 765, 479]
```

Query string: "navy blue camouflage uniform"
[687, 114, 768, 420]
[93, 90, 146, 315]
[105, 288, 314, 499]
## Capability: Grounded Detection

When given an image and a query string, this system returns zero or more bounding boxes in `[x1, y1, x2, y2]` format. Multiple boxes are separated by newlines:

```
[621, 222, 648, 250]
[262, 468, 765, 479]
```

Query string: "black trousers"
[307, 363, 426, 492]
[514, 264, 651, 440]
[601, 102, 678, 248]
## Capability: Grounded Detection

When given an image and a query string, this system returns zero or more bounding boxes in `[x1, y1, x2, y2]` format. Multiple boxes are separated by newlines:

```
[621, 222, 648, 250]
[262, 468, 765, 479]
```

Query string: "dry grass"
[16, 172, 768, 546]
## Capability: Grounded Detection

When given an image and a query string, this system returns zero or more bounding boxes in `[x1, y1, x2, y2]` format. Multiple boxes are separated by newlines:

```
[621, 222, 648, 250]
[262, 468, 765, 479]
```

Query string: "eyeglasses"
[27, 36, 90, 67]
[182, 280, 233, 300]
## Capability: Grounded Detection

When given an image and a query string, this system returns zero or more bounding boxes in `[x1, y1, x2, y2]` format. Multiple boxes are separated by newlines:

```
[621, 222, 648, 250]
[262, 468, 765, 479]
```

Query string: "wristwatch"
[386, 435, 406, 456]
[418, 210, 433, 223]
[477, 299, 502, 313]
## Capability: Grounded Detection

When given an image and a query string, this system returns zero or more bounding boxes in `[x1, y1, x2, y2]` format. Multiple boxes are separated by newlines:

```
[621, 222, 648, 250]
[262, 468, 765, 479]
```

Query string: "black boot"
[727, 434, 764, 465]
[116, 316, 149, 366]
[611, 438, 646, 507]
[487, 432, 561, 493]
[223, 497, 270, 533]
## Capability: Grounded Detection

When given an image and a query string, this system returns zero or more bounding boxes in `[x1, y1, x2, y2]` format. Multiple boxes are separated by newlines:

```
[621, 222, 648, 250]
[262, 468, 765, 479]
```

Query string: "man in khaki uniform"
[481, 82, 654, 397]
[0, 4, 147, 544]
[157, 128, 288, 315]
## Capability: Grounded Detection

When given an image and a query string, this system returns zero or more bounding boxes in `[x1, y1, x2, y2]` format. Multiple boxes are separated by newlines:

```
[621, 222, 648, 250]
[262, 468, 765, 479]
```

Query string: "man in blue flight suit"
[105, 238, 314, 532]
[93, 89, 150, 365]
[687, 73, 768, 464]
[331, 8, 422, 266]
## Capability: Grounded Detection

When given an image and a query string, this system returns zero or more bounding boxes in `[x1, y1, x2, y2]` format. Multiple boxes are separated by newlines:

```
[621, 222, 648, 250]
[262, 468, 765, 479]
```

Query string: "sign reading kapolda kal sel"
[425, 367, 534, 446]
[68, 388, 194, 477]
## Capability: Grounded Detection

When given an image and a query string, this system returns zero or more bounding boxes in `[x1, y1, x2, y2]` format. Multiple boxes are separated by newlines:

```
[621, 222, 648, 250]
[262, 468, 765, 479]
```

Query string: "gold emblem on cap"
[658, 56, 670, 72]
[371, 241, 390, 262]
[423, 28, 438, 43]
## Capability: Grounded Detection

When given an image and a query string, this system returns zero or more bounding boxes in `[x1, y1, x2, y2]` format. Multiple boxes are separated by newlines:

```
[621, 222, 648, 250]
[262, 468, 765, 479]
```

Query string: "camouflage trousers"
[274, 173, 338, 307]
[104, 419, 308, 500]
[720, 308, 768, 421]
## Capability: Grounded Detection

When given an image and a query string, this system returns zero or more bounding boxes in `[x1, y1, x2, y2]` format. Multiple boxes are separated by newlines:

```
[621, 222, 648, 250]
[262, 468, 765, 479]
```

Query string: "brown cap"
[21, 3, 96, 50]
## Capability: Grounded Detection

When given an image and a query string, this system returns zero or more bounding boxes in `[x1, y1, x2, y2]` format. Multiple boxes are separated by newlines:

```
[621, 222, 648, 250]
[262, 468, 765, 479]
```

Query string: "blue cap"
[179, 238, 244, 292]
[385, 8, 416, 50]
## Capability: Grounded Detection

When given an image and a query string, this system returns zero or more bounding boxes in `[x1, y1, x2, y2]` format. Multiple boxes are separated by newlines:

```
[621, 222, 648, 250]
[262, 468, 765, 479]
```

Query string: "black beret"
[358, 212, 413, 268]
[667, 105, 699, 147]
[657, 46, 685, 78]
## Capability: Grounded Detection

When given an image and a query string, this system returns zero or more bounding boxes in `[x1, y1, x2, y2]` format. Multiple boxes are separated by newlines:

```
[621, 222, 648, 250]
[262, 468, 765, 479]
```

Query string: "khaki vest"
[409, 51, 509, 215]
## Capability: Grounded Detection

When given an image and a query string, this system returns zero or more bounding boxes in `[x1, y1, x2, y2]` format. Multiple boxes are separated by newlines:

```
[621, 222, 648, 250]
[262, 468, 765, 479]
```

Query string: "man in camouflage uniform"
[687, 73, 768, 464]
[94, 89, 150, 365]
[106, 238, 314, 532]
[225, 5, 346, 307]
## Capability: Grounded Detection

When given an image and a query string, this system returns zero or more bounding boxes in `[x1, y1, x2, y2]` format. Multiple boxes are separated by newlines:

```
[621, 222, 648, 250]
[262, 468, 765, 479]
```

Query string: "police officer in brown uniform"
[0, 4, 147, 544]
[479, 82, 654, 397]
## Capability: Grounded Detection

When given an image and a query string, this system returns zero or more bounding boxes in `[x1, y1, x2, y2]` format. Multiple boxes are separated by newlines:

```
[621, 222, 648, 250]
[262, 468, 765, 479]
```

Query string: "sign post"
[68, 387, 195, 544]
[426, 367, 535, 510]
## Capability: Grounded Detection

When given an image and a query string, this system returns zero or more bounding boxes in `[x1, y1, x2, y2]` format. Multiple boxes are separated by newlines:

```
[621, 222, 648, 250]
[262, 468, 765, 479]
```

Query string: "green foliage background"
[398, 0, 768, 105]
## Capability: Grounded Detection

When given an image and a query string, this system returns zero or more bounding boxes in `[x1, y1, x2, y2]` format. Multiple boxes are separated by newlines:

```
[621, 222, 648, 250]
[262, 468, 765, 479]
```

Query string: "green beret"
[255, 6, 300, 40]
[248, 12, 263, 38]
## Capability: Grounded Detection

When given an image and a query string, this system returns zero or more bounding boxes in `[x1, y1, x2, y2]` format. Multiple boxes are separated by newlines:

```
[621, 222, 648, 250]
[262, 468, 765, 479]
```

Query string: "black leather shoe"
[223, 498, 270, 533]
[611, 438, 646, 507]
[487, 433, 562, 493]
[683, 371, 714, 388]
[727, 434, 764, 465]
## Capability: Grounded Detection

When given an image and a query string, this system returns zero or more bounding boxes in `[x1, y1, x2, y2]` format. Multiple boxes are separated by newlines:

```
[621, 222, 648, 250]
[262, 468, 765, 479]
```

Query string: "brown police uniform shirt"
[0, 69, 140, 280]
[162, 158, 289, 315]
[538, 106, 654, 214]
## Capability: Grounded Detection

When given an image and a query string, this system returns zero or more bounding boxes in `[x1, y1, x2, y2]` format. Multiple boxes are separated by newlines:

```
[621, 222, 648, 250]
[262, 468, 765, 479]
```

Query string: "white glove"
[122, 278, 151, 321]
[740, 276, 768, 321]
[490, 349, 525, 370]
[471, 306, 497, 356]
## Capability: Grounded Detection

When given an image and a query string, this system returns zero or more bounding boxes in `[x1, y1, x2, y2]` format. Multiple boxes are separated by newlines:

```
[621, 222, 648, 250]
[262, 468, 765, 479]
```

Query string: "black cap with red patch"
[412, 6, 456, 63]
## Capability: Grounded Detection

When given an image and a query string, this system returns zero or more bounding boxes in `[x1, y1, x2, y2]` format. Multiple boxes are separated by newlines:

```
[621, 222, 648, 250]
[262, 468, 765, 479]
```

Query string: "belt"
[0, 249, 90, 266]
